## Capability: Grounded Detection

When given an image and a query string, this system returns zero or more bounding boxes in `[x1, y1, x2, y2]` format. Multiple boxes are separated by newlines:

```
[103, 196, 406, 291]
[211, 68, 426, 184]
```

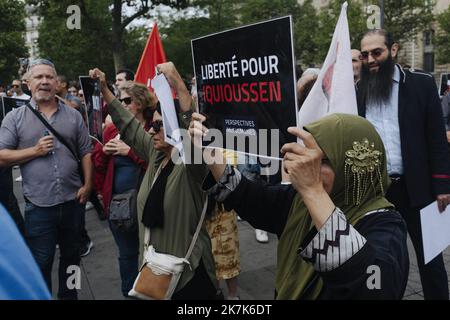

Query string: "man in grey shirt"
[0, 59, 93, 300]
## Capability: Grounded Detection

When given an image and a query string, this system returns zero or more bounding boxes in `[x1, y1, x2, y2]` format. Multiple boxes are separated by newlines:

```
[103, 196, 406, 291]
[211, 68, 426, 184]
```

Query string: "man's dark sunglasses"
[11, 85, 20, 88]
[359, 48, 386, 61]
[151, 120, 163, 133]
[119, 97, 133, 105]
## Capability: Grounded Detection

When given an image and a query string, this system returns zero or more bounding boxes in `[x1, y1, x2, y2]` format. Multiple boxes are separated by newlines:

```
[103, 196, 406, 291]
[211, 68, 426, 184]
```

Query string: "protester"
[92, 80, 156, 297]
[68, 83, 79, 97]
[236, 154, 270, 243]
[78, 89, 85, 101]
[296, 68, 319, 109]
[206, 151, 241, 300]
[115, 69, 135, 93]
[191, 112, 409, 299]
[73, 83, 105, 223]
[56, 75, 83, 112]
[10, 79, 30, 100]
[206, 203, 240, 300]
[0, 84, 6, 97]
[351, 49, 362, 83]
[89, 62, 217, 300]
[0, 58, 93, 300]
[0, 204, 51, 300]
[357, 29, 450, 300]
[55, 74, 95, 257]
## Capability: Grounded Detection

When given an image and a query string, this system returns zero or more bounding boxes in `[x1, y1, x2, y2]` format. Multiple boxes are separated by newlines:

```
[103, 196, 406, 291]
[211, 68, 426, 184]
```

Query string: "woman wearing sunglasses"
[92, 81, 156, 297]
[89, 63, 218, 300]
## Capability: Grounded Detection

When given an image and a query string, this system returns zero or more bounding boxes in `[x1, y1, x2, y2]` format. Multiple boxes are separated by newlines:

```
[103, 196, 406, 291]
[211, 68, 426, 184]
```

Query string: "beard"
[34, 96, 53, 103]
[33, 89, 54, 103]
[358, 54, 395, 106]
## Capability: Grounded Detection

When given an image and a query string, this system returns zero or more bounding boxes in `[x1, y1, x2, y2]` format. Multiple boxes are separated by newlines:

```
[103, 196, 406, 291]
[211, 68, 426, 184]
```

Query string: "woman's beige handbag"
[128, 200, 207, 300]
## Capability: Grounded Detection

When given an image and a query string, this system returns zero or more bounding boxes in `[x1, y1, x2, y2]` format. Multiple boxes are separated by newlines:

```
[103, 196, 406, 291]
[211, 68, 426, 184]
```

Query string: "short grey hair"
[26, 58, 57, 78]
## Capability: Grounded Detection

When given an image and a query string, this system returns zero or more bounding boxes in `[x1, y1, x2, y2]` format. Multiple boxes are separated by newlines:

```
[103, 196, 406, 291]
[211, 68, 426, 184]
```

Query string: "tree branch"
[121, 2, 151, 30]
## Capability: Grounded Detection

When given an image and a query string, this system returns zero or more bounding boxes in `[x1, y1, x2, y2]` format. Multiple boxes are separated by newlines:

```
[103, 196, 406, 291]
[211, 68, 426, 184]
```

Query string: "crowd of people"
[1, 28, 450, 300]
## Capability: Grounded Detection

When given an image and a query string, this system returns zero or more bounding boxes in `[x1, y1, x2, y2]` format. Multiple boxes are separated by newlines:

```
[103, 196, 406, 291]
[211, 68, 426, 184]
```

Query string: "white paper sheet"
[151, 73, 185, 163]
[420, 201, 450, 264]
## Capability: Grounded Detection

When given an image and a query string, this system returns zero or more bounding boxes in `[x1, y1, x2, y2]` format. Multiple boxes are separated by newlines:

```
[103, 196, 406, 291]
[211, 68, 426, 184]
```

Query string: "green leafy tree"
[107, 0, 189, 70]
[239, 0, 311, 68]
[161, 17, 217, 78]
[239, 0, 300, 24]
[193, 0, 240, 31]
[160, 0, 240, 78]
[162, 0, 317, 76]
[313, 0, 436, 64]
[28, 0, 189, 75]
[435, 6, 450, 64]
[33, 0, 115, 80]
[295, 0, 319, 67]
[315, 0, 367, 63]
[382, 0, 435, 43]
[123, 26, 149, 74]
[0, 0, 28, 84]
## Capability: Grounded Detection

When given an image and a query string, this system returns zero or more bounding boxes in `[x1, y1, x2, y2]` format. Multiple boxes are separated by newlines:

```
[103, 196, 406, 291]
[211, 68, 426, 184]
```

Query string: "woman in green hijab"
[191, 112, 409, 299]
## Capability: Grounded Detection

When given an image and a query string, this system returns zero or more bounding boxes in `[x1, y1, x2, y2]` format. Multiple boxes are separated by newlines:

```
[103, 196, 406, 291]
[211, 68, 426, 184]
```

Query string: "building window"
[424, 30, 434, 46]
[423, 52, 434, 73]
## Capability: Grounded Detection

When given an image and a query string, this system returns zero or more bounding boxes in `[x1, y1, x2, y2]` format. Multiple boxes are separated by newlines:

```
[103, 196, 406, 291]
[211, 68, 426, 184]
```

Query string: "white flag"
[298, 1, 357, 128]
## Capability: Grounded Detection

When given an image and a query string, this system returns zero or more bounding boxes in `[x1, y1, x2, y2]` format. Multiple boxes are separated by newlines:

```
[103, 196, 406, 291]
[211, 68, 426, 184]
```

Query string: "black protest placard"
[191, 16, 298, 159]
[79, 76, 102, 143]
[1, 96, 29, 124]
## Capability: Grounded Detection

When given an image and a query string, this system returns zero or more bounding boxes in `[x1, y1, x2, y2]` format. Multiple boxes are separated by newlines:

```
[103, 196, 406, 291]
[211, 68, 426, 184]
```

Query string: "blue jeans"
[24, 200, 83, 300]
[108, 220, 139, 297]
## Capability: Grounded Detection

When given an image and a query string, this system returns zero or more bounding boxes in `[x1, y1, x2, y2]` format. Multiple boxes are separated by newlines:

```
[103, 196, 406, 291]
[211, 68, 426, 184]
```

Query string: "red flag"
[135, 22, 167, 91]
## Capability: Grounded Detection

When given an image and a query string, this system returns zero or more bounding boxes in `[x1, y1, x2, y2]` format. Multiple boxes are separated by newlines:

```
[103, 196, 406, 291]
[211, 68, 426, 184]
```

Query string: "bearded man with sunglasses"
[356, 29, 450, 300]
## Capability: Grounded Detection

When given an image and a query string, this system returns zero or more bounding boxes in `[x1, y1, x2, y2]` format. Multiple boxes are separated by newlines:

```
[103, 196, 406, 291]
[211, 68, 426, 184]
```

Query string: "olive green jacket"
[108, 99, 216, 292]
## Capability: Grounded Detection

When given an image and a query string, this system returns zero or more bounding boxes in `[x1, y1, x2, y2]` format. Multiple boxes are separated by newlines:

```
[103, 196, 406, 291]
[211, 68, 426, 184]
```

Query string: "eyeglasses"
[151, 120, 163, 133]
[11, 85, 19, 88]
[119, 97, 132, 105]
[359, 48, 386, 61]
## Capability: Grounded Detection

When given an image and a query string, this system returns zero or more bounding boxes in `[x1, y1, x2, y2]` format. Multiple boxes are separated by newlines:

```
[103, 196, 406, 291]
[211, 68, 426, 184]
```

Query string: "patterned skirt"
[205, 204, 240, 280]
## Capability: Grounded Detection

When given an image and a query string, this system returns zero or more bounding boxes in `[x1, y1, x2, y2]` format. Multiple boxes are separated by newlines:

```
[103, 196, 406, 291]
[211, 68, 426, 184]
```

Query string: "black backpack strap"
[26, 103, 80, 162]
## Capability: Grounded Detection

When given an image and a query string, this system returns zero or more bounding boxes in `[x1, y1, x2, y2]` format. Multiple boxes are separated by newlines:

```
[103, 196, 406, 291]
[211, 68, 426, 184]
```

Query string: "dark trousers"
[108, 220, 139, 297]
[80, 208, 90, 244]
[386, 178, 449, 300]
[172, 259, 217, 300]
[24, 200, 83, 300]
[0, 166, 25, 234]
[4, 192, 25, 235]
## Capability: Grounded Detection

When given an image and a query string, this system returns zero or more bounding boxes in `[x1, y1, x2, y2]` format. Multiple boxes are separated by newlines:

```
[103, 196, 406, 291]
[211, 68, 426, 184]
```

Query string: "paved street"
[11, 166, 450, 300]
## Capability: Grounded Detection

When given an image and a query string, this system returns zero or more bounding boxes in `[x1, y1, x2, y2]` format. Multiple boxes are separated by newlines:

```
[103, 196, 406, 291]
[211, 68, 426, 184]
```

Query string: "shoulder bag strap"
[143, 197, 208, 260]
[143, 162, 166, 250]
[184, 198, 208, 260]
[143, 161, 208, 261]
[26, 103, 80, 162]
